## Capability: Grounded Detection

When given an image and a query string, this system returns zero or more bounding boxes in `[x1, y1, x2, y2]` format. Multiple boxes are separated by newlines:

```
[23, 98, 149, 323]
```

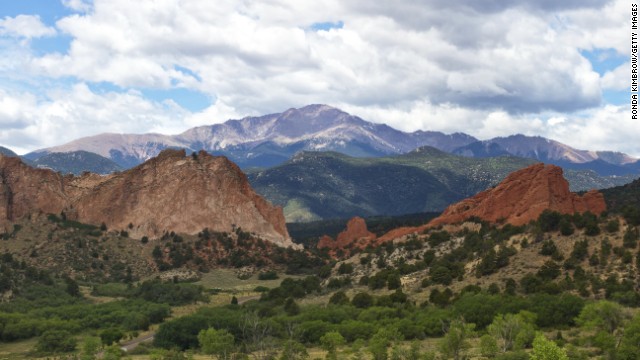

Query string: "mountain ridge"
[26, 104, 636, 172]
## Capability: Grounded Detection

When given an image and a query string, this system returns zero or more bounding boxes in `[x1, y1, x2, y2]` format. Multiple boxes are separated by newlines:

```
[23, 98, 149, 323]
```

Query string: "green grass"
[0, 338, 37, 359]
[195, 269, 304, 292]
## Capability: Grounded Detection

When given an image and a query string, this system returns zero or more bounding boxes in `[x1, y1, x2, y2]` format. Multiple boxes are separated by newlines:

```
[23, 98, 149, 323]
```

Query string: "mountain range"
[248, 148, 634, 222]
[20, 105, 639, 175]
[3, 104, 639, 222]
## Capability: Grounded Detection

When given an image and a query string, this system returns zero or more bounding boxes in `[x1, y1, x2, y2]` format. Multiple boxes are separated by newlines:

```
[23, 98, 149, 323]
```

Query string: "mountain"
[249, 149, 630, 222]
[454, 135, 639, 175]
[248, 148, 536, 222]
[0, 150, 296, 248]
[0, 146, 18, 157]
[601, 178, 640, 213]
[28, 105, 478, 169]
[29, 150, 123, 175]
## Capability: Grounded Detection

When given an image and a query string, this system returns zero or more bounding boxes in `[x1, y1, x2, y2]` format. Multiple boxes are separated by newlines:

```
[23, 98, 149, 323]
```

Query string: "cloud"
[0, 15, 56, 39]
[61, 0, 93, 13]
[601, 63, 629, 91]
[23, 0, 612, 115]
[0, 84, 189, 154]
[0, 0, 634, 158]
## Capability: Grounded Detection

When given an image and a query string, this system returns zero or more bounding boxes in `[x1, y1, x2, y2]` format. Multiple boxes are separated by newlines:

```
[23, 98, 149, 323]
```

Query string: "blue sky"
[0, 0, 636, 157]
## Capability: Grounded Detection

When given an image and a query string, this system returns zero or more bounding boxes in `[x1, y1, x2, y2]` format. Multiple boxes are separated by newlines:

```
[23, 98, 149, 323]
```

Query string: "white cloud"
[61, 0, 93, 13]
[601, 62, 629, 91]
[0, 84, 189, 154]
[0, 15, 56, 39]
[0, 0, 634, 158]
[25, 0, 608, 114]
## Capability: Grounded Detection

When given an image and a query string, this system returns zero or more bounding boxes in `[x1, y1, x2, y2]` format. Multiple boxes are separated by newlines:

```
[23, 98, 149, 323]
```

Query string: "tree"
[64, 276, 81, 297]
[623, 226, 639, 249]
[320, 331, 345, 360]
[352, 292, 374, 308]
[100, 328, 124, 346]
[618, 314, 640, 360]
[80, 336, 101, 360]
[36, 330, 77, 353]
[530, 333, 568, 360]
[198, 328, 235, 360]
[279, 339, 308, 360]
[369, 328, 402, 360]
[102, 345, 125, 360]
[329, 291, 350, 305]
[439, 319, 475, 360]
[559, 218, 574, 236]
[284, 297, 300, 316]
[576, 300, 627, 358]
[576, 300, 626, 335]
[487, 312, 536, 353]
[479, 334, 498, 358]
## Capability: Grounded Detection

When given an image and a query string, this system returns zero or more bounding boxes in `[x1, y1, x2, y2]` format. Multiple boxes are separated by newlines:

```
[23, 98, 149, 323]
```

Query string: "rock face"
[372, 164, 607, 244]
[318, 217, 377, 253]
[428, 163, 607, 227]
[0, 150, 297, 248]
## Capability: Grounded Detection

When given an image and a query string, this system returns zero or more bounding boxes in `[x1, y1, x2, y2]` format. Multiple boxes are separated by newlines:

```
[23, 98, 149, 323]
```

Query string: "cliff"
[0, 150, 297, 248]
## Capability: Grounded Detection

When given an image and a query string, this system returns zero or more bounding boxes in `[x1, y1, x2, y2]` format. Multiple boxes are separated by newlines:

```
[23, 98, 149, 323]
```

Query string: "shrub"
[36, 330, 77, 353]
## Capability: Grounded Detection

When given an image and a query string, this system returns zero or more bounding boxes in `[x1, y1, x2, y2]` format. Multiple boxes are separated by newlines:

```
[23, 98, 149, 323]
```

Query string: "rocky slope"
[0, 150, 297, 248]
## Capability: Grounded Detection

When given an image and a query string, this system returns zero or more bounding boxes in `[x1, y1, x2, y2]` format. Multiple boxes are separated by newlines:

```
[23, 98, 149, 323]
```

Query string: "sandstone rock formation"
[318, 216, 377, 254]
[428, 163, 606, 227]
[0, 150, 297, 248]
[374, 163, 607, 243]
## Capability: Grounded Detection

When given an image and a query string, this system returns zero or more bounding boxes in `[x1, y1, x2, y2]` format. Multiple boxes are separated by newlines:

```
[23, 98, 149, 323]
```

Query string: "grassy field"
[195, 268, 305, 293]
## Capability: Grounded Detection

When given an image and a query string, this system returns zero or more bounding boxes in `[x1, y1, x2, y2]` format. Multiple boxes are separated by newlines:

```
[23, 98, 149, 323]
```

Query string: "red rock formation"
[0, 150, 298, 248]
[318, 216, 377, 253]
[375, 163, 607, 242]
[428, 164, 606, 227]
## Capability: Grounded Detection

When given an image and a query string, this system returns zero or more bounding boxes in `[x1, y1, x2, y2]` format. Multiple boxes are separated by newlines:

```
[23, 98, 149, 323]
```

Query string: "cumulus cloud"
[601, 63, 628, 91]
[26, 0, 611, 114]
[0, 15, 56, 39]
[0, 0, 634, 157]
[0, 84, 189, 154]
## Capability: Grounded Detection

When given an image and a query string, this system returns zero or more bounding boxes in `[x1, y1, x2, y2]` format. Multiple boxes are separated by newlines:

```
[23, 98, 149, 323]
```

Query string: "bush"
[258, 271, 279, 280]
[351, 292, 374, 309]
[329, 291, 350, 306]
[338, 263, 354, 275]
[36, 330, 77, 353]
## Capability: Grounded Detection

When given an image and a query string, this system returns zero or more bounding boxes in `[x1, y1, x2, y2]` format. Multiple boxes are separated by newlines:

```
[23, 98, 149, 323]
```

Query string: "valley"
[0, 148, 639, 359]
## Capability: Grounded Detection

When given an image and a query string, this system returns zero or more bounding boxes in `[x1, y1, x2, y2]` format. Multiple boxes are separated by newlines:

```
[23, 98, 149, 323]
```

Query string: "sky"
[0, 0, 636, 156]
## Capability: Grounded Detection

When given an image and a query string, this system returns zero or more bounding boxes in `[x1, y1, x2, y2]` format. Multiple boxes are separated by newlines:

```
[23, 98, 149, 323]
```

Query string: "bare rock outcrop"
[0, 150, 297, 248]
[318, 216, 377, 254]
[428, 163, 606, 227]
